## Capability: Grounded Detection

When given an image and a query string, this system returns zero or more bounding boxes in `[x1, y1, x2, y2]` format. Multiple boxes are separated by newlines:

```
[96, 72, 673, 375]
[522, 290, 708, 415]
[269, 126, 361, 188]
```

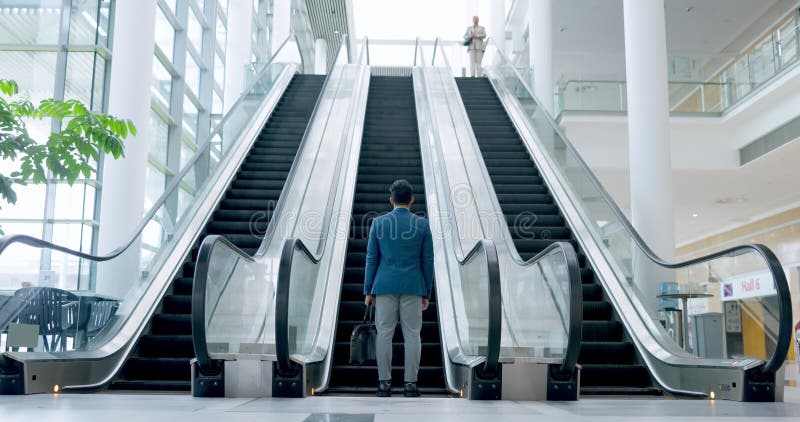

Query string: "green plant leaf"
[0, 80, 19, 96]
[0, 79, 135, 217]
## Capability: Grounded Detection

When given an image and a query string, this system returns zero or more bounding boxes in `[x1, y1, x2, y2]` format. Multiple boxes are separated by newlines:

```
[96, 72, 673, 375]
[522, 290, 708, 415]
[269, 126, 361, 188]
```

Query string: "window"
[154, 6, 176, 60]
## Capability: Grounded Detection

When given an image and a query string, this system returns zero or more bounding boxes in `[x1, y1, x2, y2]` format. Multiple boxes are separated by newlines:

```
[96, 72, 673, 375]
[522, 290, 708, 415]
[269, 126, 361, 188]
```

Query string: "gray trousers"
[375, 294, 423, 383]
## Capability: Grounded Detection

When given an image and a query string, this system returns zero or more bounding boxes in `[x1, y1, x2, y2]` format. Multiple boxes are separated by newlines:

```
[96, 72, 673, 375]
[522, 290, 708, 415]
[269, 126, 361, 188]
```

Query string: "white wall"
[560, 115, 737, 170]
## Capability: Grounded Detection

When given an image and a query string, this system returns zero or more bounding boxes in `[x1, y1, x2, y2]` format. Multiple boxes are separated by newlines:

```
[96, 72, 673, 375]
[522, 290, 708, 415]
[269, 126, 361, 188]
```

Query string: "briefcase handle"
[362, 305, 374, 323]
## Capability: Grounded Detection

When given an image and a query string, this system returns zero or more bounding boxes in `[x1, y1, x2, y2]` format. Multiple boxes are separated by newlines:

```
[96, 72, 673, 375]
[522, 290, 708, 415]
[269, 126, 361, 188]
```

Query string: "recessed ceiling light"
[692, 213, 699, 218]
[560, 27, 567, 33]
[686, 6, 695, 13]
[715, 196, 747, 205]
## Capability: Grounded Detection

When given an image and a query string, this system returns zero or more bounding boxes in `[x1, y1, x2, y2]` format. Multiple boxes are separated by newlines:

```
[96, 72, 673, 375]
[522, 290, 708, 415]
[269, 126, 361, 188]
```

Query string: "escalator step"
[583, 301, 613, 320]
[582, 321, 624, 342]
[582, 283, 603, 301]
[122, 357, 191, 381]
[137, 334, 194, 358]
[110, 380, 190, 392]
[580, 364, 652, 387]
[580, 386, 662, 396]
[150, 313, 191, 335]
[162, 295, 192, 314]
[206, 221, 267, 235]
[579, 341, 636, 364]
[330, 366, 445, 388]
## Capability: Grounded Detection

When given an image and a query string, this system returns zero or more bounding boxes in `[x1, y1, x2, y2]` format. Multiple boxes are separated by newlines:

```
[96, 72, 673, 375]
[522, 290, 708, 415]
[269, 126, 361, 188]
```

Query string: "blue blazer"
[363, 207, 434, 298]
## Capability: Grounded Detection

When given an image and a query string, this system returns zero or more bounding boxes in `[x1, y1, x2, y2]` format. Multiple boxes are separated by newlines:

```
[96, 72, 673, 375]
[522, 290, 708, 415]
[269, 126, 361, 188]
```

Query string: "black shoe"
[404, 382, 420, 397]
[377, 380, 392, 397]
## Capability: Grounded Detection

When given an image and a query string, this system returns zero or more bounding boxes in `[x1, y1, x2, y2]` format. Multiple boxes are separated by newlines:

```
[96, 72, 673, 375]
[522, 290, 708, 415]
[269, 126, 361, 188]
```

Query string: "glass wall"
[145, 0, 231, 234]
[0, 0, 111, 291]
[0, 0, 269, 291]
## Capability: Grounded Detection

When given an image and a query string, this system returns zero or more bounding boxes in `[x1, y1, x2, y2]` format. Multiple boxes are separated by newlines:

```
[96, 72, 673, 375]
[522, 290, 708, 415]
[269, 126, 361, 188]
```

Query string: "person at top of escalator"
[364, 179, 434, 398]
[464, 15, 486, 77]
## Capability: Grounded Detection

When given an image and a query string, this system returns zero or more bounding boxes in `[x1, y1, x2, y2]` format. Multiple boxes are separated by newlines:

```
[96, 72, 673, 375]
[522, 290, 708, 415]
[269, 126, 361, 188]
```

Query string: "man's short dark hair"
[390, 179, 414, 205]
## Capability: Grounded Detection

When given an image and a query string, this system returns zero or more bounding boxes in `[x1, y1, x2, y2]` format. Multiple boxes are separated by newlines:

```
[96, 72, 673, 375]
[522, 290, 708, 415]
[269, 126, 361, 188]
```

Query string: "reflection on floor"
[2, 392, 800, 421]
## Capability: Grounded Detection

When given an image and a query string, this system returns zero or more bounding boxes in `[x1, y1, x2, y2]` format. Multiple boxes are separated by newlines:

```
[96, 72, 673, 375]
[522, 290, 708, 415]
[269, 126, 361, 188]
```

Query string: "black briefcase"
[349, 306, 377, 365]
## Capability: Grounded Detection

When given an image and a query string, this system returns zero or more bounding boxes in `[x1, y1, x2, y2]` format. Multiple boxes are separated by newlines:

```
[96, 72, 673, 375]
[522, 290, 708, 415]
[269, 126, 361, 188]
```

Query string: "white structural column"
[528, 0, 553, 114]
[224, 0, 255, 113]
[622, 0, 675, 313]
[314, 39, 327, 74]
[272, 0, 292, 52]
[489, 0, 506, 56]
[96, 0, 157, 297]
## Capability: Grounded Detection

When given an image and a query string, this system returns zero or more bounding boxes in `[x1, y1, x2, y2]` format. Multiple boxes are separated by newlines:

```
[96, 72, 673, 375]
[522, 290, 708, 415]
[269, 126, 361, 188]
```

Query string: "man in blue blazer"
[364, 179, 434, 397]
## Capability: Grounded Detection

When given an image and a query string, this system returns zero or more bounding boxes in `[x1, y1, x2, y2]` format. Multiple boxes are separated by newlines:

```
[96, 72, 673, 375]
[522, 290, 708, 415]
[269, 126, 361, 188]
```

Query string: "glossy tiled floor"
[2, 390, 800, 422]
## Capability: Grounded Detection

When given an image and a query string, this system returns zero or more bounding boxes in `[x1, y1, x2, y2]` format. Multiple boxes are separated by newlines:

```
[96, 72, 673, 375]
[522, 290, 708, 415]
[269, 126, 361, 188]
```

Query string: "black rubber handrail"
[488, 39, 793, 377]
[0, 35, 295, 264]
[524, 241, 583, 377]
[191, 235, 255, 370]
[274, 238, 321, 375]
[458, 239, 502, 377]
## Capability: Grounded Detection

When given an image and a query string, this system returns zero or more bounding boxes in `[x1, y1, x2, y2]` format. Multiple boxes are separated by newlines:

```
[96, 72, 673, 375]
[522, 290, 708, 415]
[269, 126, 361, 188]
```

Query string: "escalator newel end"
[470, 364, 502, 400]
[742, 368, 776, 402]
[546, 363, 579, 401]
[191, 359, 225, 397]
[272, 361, 304, 398]
[0, 356, 24, 395]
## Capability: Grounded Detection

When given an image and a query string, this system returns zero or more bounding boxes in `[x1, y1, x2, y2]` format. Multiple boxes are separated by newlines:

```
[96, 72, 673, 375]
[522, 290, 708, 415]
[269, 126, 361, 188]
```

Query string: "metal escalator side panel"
[6, 65, 301, 394]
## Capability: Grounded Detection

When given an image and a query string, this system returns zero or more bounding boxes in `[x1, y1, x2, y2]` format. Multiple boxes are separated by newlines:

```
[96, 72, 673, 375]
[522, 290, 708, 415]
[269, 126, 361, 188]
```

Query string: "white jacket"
[464, 25, 486, 51]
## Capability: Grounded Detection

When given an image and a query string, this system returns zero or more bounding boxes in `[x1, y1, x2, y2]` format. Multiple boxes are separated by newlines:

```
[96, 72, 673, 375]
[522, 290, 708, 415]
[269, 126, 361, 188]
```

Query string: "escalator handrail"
[191, 235, 255, 370]
[486, 39, 792, 376]
[274, 238, 320, 374]
[528, 241, 583, 376]
[193, 34, 352, 372]
[458, 239, 502, 376]
[0, 34, 296, 264]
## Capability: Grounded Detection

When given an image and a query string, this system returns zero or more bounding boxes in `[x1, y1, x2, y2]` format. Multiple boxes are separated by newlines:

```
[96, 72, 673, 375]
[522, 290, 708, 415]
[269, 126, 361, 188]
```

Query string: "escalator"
[327, 76, 447, 394]
[454, 77, 658, 396]
[109, 74, 325, 391]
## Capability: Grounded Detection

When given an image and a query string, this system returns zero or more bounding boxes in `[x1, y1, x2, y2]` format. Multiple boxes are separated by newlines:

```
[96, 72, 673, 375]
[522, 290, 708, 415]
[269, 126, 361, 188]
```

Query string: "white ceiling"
[594, 139, 800, 246]
[552, 0, 782, 54]
[548, 0, 798, 81]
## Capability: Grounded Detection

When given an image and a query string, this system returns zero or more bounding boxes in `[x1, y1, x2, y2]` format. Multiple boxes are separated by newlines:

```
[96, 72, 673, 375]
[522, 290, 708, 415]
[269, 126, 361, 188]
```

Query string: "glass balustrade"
[554, 9, 800, 116]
